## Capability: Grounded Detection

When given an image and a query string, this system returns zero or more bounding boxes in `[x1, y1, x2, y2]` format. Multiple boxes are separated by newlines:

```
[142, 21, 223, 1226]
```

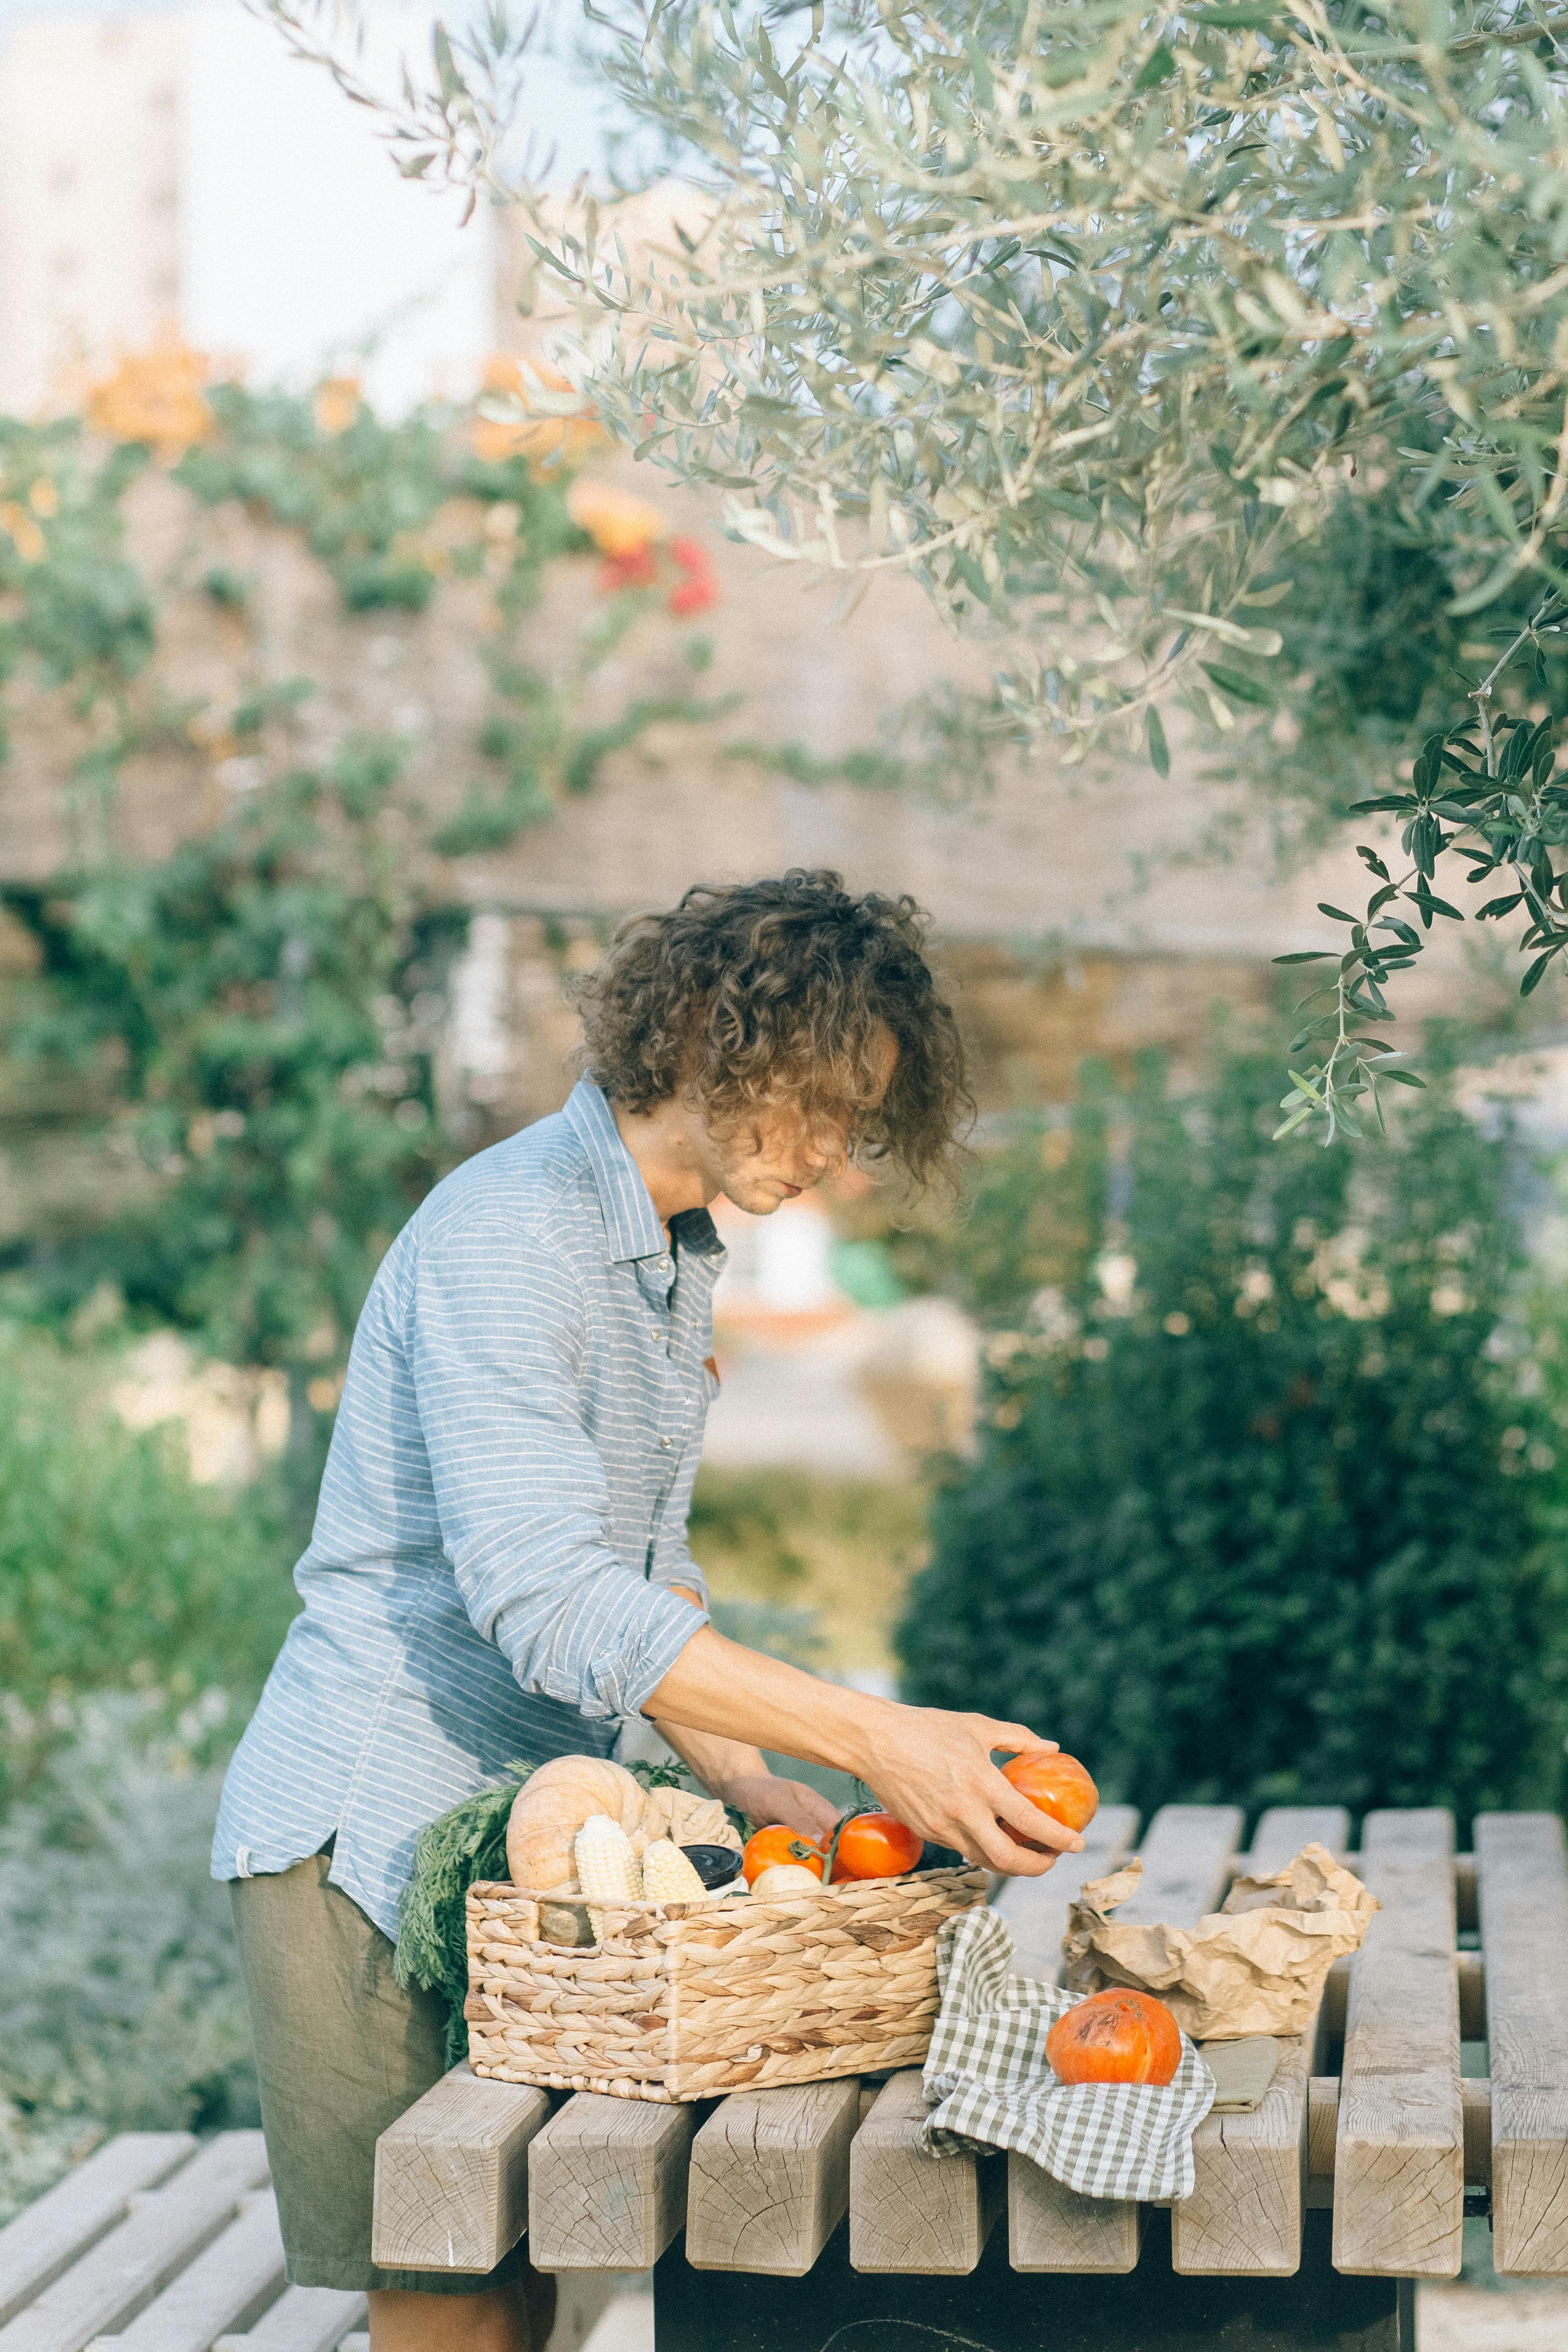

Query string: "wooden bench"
[0, 2127, 614, 2352]
[368, 1803, 1568, 2351]
[2, 1803, 1559, 2350]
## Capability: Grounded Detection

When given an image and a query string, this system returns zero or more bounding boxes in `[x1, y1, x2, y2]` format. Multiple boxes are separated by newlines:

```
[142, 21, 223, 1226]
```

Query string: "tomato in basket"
[741, 1825, 825, 1885]
[830, 1811, 923, 1881]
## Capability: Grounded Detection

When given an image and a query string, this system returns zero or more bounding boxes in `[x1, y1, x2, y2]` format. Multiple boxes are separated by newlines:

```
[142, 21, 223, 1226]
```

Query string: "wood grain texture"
[214, 2284, 366, 2351]
[992, 1805, 1140, 1984]
[1010, 1803, 1244, 2274]
[1171, 2033, 1313, 2278]
[1168, 1811, 1338, 2278]
[527, 2095, 696, 2272]
[686, 2079, 859, 2276]
[1308, 2078, 1338, 2180]
[0, 2132, 270, 2352]
[1007, 2165, 1142, 2276]
[1477, 1811, 1568, 2275]
[83, 2191, 283, 2352]
[1112, 1804, 1246, 1927]
[848, 2070, 1001, 2277]
[0, 2136, 197, 2330]
[1333, 1809, 1464, 2279]
[371, 2061, 549, 2274]
[1246, 1808, 1351, 1873]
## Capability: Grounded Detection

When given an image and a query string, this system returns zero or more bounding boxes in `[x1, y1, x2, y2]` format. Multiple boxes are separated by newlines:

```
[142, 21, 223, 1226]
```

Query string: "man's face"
[706, 1026, 898, 1217]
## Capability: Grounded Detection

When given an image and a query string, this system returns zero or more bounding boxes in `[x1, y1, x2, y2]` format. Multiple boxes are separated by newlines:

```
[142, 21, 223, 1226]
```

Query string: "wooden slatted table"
[7, 1805, 1564, 2351]
[368, 1803, 1568, 2351]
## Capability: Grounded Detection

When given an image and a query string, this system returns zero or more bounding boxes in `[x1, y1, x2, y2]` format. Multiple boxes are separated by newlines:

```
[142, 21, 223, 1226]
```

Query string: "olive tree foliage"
[256, 0, 1568, 1133]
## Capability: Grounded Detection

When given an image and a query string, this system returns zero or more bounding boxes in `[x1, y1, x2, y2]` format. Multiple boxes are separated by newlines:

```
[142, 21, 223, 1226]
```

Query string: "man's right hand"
[854, 1705, 1083, 1876]
[643, 1625, 1083, 1877]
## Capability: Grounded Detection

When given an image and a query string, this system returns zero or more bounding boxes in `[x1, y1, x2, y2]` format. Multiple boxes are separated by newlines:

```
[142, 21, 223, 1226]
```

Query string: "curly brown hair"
[575, 871, 971, 1189]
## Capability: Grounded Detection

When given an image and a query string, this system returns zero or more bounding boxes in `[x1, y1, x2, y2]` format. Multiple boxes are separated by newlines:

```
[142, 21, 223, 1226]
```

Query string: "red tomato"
[830, 1812, 923, 1882]
[742, 1826, 825, 1887]
[1001, 1751, 1100, 1838]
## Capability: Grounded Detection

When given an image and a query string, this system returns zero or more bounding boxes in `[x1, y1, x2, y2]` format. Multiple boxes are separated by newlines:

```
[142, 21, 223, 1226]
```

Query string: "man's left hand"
[717, 1770, 841, 1845]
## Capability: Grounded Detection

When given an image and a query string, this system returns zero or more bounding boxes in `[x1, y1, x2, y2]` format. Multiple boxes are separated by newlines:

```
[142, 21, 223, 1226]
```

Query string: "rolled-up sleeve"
[408, 1210, 708, 1719]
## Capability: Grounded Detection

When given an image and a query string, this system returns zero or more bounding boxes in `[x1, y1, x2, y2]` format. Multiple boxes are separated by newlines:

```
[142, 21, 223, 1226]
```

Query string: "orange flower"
[472, 355, 608, 469]
[86, 344, 213, 458]
[567, 476, 666, 558]
[314, 376, 361, 436]
[0, 503, 47, 564]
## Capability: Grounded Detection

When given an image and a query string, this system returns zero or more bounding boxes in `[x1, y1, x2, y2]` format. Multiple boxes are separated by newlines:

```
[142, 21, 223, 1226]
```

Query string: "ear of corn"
[641, 1839, 709, 1903]
[574, 1813, 641, 1941]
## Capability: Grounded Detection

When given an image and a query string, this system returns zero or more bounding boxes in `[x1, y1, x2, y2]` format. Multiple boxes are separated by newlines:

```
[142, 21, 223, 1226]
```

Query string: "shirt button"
[658, 1435, 673, 1449]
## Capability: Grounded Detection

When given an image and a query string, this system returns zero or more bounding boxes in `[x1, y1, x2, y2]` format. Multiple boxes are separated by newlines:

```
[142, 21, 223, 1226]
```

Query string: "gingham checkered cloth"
[921, 1906, 1217, 2203]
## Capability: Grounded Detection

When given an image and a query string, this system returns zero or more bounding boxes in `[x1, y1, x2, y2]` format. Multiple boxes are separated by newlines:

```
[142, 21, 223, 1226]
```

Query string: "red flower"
[668, 573, 720, 616]
[599, 547, 659, 592]
[668, 535, 709, 573]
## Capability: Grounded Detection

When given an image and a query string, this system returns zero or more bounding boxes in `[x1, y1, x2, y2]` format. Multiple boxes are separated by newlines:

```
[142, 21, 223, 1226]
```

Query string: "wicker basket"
[464, 1865, 987, 2102]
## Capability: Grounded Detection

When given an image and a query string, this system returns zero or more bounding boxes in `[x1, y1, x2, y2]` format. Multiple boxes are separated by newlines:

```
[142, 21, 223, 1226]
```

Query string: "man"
[215, 871, 1076, 2352]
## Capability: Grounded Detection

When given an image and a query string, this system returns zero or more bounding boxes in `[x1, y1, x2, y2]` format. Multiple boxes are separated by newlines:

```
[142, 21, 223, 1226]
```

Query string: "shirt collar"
[563, 1078, 669, 1264]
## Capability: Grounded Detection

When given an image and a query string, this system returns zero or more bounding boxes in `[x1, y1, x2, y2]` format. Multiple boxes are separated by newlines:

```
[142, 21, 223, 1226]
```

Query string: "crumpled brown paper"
[1061, 1841, 1378, 2040]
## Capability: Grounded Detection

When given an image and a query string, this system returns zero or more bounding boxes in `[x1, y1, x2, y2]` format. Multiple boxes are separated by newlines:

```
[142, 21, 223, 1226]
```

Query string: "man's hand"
[855, 1707, 1081, 1876]
[716, 1770, 841, 1845]
[645, 1627, 1085, 1878]
[651, 1722, 842, 1844]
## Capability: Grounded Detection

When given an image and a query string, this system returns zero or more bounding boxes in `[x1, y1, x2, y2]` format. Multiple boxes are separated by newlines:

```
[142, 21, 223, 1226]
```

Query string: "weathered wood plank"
[848, 2070, 1001, 2277]
[0, 2138, 197, 2331]
[992, 1804, 1140, 1984]
[527, 2097, 696, 2273]
[1112, 1804, 1247, 1928]
[1314, 2076, 1494, 2188]
[1169, 1807, 1349, 2278]
[1477, 1811, 1568, 2276]
[1308, 2077, 1338, 2181]
[1463, 2078, 1492, 2186]
[85, 2191, 283, 2352]
[214, 2284, 366, 2352]
[0, 2132, 270, 2352]
[1333, 1809, 1463, 2279]
[371, 2061, 550, 2275]
[1246, 1807, 1351, 1873]
[686, 2080, 859, 2276]
[1172, 2033, 1314, 2278]
[1009, 1803, 1244, 2275]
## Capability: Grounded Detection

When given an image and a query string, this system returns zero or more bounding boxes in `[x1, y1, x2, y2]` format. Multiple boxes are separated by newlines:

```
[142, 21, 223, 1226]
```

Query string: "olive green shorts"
[229, 1848, 528, 2296]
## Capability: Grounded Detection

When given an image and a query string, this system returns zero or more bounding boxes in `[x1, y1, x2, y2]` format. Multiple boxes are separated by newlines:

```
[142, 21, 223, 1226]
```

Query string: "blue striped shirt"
[212, 1078, 721, 1940]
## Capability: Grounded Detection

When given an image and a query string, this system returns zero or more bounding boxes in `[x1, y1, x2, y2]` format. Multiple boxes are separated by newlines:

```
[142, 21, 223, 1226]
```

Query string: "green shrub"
[0, 1695, 256, 2221]
[898, 1050, 1568, 1828]
[0, 1331, 297, 1741]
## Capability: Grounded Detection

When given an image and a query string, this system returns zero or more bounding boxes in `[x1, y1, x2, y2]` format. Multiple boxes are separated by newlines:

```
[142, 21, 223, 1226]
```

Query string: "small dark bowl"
[680, 1842, 745, 1889]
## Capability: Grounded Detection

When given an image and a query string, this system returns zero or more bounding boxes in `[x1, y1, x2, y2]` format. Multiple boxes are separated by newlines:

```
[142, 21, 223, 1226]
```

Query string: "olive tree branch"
[1276, 590, 1568, 1142]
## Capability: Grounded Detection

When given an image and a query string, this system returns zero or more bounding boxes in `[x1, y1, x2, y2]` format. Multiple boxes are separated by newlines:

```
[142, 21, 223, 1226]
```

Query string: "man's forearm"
[644, 1626, 891, 1783]
[643, 1623, 1082, 1874]
[654, 1720, 770, 1800]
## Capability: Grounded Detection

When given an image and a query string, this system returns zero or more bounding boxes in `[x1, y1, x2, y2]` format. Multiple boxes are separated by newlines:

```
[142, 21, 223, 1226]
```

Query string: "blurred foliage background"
[902, 1044, 1568, 1823]
[5, 353, 1568, 2237]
